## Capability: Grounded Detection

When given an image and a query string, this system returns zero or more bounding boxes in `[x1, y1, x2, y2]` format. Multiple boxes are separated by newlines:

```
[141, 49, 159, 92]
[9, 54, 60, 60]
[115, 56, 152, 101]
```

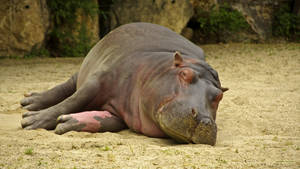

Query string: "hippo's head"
[142, 52, 228, 146]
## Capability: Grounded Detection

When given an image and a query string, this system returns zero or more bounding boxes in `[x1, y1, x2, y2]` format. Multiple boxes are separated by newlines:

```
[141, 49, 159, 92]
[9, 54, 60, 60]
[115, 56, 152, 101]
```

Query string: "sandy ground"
[0, 43, 299, 169]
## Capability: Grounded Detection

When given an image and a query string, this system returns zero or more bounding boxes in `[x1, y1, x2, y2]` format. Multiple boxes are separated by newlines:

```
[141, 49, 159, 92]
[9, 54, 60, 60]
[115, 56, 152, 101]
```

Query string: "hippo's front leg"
[54, 111, 127, 134]
[21, 72, 104, 130]
[20, 73, 78, 111]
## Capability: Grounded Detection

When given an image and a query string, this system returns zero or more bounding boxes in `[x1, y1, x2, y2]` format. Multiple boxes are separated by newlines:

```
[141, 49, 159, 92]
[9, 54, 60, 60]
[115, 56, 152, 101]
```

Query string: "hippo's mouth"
[156, 103, 199, 143]
[156, 100, 192, 143]
[158, 113, 193, 143]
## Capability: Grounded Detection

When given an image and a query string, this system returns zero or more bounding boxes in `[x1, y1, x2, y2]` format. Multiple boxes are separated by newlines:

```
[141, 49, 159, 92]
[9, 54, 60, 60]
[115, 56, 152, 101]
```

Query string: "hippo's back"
[77, 23, 204, 87]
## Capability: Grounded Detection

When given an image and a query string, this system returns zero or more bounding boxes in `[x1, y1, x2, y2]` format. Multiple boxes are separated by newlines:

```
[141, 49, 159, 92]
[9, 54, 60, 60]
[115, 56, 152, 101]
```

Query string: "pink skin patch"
[70, 111, 112, 132]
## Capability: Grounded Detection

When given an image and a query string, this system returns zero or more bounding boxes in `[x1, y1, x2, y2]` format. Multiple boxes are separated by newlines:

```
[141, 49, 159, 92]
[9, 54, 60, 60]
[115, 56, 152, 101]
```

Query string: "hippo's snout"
[157, 103, 217, 145]
[191, 118, 217, 145]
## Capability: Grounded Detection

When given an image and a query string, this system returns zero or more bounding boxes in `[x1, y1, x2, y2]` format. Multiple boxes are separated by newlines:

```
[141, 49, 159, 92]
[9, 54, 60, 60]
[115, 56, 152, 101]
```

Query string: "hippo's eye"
[179, 68, 195, 84]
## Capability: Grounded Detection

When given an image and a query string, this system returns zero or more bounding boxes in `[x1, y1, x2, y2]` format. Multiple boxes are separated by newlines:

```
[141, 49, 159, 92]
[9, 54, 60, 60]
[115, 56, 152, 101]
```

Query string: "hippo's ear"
[174, 51, 183, 67]
[221, 87, 229, 92]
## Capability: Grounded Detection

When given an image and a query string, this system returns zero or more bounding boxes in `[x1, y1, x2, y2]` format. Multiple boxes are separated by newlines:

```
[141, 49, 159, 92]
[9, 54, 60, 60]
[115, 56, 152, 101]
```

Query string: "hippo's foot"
[20, 92, 51, 111]
[55, 111, 127, 134]
[21, 73, 78, 111]
[21, 107, 59, 130]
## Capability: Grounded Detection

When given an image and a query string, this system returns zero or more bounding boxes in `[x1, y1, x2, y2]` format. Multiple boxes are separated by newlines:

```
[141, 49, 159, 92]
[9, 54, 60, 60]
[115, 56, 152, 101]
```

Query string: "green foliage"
[197, 4, 249, 38]
[273, 5, 300, 40]
[24, 46, 50, 58]
[66, 25, 92, 57]
[46, 0, 98, 57]
[47, 0, 98, 26]
[100, 145, 112, 151]
[50, 24, 92, 57]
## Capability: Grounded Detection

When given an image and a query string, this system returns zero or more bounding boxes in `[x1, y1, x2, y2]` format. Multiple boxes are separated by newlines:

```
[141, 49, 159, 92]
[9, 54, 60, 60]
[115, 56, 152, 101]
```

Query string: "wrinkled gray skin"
[21, 23, 227, 145]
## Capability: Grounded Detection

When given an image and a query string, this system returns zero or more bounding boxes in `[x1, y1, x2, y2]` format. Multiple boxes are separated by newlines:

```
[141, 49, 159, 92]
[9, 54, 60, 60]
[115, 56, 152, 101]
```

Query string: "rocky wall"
[217, 0, 294, 40]
[0, 0, 297, 57]
[102, 0, 194, 35]
[0, 0, 50, 57]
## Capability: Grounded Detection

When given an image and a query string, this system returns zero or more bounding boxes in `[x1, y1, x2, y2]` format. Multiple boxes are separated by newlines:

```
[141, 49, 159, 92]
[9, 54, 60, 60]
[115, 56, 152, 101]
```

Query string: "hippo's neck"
[110, 52, 173, 137]
[133, 53, 176, 137]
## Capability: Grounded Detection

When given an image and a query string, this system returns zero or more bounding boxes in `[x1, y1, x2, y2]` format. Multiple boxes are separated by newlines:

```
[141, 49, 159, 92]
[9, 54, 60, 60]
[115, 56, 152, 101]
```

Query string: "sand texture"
[0, 44, 299, 168]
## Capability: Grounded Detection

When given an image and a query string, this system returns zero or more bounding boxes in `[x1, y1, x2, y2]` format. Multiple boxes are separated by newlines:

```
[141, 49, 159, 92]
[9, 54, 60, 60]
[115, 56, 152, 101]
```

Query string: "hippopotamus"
[20, 23, 227, 145]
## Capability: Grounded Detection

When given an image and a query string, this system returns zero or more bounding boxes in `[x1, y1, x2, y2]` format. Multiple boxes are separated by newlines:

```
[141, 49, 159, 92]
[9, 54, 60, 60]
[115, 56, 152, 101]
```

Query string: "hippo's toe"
[21, 109, 58, 130]
[55, 115, 86, 135]
[21, 116, 34, 128]
[20, 92, 46, 111]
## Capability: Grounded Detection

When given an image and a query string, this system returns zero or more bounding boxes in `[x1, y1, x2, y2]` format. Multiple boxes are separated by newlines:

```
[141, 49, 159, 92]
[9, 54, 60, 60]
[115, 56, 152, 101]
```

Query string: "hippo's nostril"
[200, 118, 212, 125]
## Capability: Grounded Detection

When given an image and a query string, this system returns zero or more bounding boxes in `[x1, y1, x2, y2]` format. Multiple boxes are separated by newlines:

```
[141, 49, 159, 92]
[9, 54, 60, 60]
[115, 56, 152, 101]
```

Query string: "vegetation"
[46, 0, 99, 57]
[98, 0, 115, 37]
[273, 5, 300, 41]
[24, 148, 33, 155]
[100, 145, 112, 151]
[24, 46, 49, 58]
[196, 4, 249, 41]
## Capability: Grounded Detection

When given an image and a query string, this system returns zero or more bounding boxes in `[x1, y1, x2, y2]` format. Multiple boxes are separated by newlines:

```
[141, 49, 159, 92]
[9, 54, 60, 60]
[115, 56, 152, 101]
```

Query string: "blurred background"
[0, 0, 299, 58]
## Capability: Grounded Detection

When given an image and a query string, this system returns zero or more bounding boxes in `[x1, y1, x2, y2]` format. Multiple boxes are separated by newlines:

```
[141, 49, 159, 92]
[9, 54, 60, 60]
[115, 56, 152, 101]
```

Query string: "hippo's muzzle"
[157, 104, 217, 146]
[191, 117, 217, 145]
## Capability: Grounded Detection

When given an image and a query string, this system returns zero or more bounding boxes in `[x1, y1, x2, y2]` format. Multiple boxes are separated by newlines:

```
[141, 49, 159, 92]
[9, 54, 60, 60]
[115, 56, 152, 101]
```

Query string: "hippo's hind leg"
[20, 73, 78, 111]
[55, 111, 127, 134]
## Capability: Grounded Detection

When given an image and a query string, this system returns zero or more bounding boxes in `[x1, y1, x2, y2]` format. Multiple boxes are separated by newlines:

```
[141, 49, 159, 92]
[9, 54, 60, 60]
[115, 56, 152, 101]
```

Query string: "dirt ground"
[0, 43, 299, 169]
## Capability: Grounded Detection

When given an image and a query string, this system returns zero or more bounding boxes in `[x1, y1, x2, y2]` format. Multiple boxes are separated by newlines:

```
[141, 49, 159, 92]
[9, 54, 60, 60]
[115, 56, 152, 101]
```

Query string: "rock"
[106, 0, 193, 34]
[47, 0, 99, 57]
[0, 0, 50, 57]
[190, 0, 218, 12]
[188, 0, 259, 43]
[181, 27, 194, 40]
[74, 0, 99, 44]
[217, 0, 293, 40]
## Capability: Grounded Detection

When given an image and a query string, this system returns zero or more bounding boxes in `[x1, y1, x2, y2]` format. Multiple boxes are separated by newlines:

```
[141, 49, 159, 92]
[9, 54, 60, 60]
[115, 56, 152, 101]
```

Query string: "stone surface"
[75, 0, 99, 44]
[0, 0, 50, 57]
[107, 0, 194, 34]
[187, 0, 259, 43]
[181, 27, 194, 40]
[217, 0, 293, 40]
[47, 0, 100, 57]
[190, 0, 218, 12]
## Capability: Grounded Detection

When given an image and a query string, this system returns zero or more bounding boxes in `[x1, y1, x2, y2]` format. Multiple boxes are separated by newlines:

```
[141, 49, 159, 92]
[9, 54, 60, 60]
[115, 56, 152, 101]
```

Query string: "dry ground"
[0, 43, 299, 169]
